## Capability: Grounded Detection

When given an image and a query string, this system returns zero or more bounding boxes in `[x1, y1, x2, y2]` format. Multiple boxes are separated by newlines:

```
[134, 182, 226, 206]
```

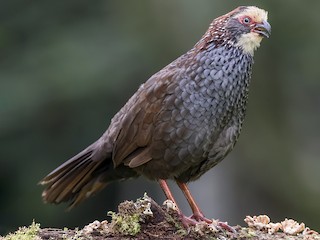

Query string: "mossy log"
[2, 194, 319, 240]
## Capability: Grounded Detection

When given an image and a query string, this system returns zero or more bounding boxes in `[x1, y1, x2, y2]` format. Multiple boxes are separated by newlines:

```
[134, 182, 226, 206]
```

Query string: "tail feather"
[40, 142, 139, 208]
[41, 148, 93, 184]
[40, 144, 109, 207]
[53, 158, 99, 203]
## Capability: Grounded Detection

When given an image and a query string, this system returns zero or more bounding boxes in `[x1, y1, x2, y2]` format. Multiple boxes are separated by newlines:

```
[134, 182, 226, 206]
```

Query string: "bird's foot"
[190, 212, 213, 223]
[179, 214, 199, 227]
[179, 211, 212, 227]
[217, 221, 236, 233]
[190, 213, 235, 233]
[179, 213, 235, 233]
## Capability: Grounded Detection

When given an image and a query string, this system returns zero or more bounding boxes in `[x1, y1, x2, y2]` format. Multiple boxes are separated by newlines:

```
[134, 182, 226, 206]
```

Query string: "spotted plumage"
[40, 6, 271, 224]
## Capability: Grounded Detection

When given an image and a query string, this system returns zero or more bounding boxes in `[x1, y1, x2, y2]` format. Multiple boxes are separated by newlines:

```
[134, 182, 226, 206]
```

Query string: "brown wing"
[110, 67, 178, 168]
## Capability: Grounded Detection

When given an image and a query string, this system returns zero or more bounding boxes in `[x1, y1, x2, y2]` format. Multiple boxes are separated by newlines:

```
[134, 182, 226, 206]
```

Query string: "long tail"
[40, 142, 137, 209]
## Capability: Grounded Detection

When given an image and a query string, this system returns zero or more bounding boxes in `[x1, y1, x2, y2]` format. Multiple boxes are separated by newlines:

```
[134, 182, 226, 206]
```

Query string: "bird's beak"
[253, 20, 271, 38]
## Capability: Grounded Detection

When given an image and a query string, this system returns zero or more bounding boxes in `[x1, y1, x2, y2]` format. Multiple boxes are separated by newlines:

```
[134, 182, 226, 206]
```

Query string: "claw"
[217, 221, 236, 233]
[179, 214, 236, 234]
[190, 212, 212, 224]
[180, 214, 198, 227]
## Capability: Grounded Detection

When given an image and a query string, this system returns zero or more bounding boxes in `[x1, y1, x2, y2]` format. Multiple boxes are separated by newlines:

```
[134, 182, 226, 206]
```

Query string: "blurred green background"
[1, 0, 319, 235]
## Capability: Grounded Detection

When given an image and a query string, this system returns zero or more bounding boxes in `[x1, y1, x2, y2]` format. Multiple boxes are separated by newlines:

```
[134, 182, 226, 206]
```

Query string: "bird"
[40, 6, 271, 228]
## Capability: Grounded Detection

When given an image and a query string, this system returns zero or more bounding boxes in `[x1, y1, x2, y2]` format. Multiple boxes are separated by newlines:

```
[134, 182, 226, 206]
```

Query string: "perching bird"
[40, 6, 271, 227]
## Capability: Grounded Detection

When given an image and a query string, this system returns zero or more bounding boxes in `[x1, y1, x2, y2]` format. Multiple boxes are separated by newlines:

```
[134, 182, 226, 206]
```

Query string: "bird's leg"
[176, 181, 212, 223]
[176, 181, 236, 233]
[158, 179, 177, 204]
[158, 179, 198, 227]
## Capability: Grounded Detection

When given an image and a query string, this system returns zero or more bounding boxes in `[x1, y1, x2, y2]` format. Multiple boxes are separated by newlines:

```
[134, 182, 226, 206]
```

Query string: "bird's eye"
[242, 17, 251, 25]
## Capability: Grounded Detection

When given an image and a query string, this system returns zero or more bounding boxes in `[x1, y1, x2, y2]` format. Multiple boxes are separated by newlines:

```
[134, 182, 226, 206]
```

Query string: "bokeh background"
[1, 0, 319, 235]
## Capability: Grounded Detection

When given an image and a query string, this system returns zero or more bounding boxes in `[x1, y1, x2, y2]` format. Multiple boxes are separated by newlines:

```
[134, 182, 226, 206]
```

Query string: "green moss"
[104, 193, 154, 236]
[107, 211, 141, 236]
[3, 221, 40, 240]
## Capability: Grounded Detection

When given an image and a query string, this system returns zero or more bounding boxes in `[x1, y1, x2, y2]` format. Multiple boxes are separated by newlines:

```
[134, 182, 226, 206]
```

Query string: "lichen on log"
[2, 194, 319, 240]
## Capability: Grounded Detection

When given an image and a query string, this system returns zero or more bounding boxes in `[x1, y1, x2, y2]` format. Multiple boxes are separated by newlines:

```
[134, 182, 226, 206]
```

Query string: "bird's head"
[199, 6, 271, 56]
[228, 6, 271, 55]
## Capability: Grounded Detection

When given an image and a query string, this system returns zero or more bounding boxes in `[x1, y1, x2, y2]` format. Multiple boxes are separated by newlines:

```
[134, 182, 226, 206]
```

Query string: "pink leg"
[159, 179, 235, 232]
[158, 179, 198, 227]
[176, 181, 212, 223]
[176, 181, 236, 233]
